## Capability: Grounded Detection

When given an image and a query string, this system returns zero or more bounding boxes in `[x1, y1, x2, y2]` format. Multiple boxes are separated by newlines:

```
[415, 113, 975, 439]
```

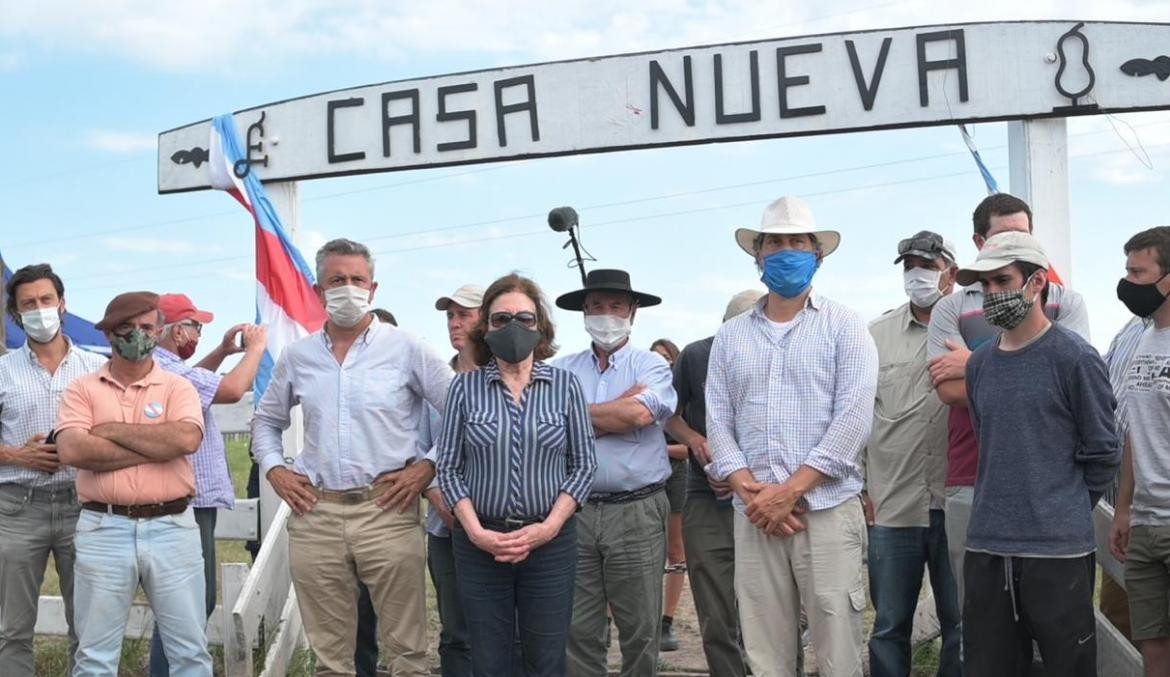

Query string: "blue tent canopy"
[2, 253, 110, 354]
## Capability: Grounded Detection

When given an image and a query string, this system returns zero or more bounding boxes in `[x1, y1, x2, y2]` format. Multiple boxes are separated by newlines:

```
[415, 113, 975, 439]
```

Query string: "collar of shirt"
[483, 359, 554, 385]
[590, 340, 632, 371]
[97, 360, 167, 390]
[153, 345, 184, 367]
[19, 337, 86, 367]
[321, 316, 380, 350]
[749, 290, 822, 319]
[903, 303, 928, 330]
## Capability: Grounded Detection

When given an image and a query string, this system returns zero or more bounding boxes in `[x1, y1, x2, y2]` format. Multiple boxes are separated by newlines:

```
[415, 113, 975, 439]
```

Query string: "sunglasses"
[489, 311, 538, 329]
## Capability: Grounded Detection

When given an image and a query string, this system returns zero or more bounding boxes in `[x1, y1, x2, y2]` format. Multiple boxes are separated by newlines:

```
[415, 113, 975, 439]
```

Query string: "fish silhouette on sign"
[170, 147, 210, 168]
[1121, 56, 1170, 81]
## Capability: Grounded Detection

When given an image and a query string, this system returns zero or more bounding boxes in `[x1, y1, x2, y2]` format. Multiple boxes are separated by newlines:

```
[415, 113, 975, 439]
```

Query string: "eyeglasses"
[489, 311, 538, 329]
[180, 322, 203, 336]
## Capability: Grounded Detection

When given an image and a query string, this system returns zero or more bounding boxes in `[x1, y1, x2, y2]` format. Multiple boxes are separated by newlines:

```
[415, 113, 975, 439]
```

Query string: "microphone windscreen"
[548, 206, 578, 232]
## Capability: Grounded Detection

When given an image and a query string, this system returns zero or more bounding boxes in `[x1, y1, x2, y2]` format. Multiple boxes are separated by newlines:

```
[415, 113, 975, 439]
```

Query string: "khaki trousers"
[734, 499, 866, 677]
[288, 497, 427, 677]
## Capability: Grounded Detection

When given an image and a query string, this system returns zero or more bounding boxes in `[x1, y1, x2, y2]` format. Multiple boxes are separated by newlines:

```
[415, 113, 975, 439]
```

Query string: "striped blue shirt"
[437, 360, 596, 519]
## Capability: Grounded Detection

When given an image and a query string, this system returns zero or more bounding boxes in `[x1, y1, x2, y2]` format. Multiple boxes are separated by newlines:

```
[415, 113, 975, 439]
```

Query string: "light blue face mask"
[760, 249, 819, 298]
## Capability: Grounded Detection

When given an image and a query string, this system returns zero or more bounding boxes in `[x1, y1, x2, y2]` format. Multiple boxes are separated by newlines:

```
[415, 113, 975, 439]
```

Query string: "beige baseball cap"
[956, 231, 1049, 287]
[434, 284, 485, 310]
[723, 289, 764, 321]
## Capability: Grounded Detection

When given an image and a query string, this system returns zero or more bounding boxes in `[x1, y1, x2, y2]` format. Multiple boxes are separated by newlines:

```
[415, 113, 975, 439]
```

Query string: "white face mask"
[903, 267, 943, 308]
[21, 307, 62, 344]
[584, 314, 632, 352]
[324, 285, 372, 328]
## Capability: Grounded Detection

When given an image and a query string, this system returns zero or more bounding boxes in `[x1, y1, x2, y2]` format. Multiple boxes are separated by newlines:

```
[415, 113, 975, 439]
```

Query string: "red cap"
[158, 293, 214, 325]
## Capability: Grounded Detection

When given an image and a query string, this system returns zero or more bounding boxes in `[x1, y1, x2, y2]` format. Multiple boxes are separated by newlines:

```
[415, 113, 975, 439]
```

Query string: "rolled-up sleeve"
[707, 332, 748, 481]
[803, 317, 879, 480]
[251, 352, 294, 478]
[634, 352, 678, 424]
[559, 372, 597, 505]
[436, 376, 471, 508]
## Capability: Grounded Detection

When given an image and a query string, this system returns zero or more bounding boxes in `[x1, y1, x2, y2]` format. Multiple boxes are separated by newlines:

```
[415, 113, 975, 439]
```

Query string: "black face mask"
[1117, 275, 1169, 318]
[484, 321, 542, 364]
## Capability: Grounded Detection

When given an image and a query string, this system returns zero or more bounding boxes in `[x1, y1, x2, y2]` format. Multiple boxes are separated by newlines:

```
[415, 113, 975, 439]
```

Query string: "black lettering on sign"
[326, 97, 366, 164]
[649, 56, 695, 129]
[436, 83, 478, 152]
[845, 38, 892, 111]
[715, 51, 761, 124]
[916, 30, 968, 107]
[494, 75, 539, 147]
[776, 44, 827, 118]
[382, 89, 421, 157]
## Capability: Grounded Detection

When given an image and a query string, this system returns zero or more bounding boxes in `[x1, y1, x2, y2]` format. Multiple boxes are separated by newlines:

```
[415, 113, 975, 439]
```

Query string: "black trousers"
[962, 551, 1097, 677]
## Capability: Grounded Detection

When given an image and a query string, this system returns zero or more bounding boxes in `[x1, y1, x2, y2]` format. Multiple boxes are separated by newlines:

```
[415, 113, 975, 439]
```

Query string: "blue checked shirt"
[553, 342, 677, 493]
[154, 347, 235, 509]
[0, 340, 107, 488]
[707, 293, 879, 512]
[437, 360, 596, 519]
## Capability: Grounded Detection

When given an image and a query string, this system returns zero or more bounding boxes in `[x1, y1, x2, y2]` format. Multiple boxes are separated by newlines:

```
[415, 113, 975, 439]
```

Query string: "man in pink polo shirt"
[56, 291, 212, 677]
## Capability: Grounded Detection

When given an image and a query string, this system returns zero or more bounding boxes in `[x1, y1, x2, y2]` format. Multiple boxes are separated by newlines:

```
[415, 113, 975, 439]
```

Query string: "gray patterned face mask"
[982, 274, 1037, 331]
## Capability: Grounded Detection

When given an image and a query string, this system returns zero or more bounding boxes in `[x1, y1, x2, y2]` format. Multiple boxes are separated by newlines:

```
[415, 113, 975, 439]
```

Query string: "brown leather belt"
[311, 485, 388, 505]
[82, 497, 188, 519]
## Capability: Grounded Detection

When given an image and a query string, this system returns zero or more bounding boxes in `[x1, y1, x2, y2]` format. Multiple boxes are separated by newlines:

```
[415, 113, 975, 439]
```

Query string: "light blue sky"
[3, 1, 1169, 361]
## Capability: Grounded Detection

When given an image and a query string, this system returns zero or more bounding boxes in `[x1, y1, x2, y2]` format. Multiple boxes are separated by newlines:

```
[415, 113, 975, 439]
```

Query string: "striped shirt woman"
[436, 273, 595, 677]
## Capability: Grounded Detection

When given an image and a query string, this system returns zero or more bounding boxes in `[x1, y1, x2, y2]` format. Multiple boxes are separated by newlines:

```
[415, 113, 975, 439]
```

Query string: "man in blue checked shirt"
[554, 268, 678, 677]
[147, 293, 267, 677]
[707, 196, 878, 677]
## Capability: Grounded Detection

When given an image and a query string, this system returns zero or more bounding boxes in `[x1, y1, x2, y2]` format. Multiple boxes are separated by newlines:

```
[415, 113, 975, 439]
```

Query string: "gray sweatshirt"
[965, 324, 1120, 557]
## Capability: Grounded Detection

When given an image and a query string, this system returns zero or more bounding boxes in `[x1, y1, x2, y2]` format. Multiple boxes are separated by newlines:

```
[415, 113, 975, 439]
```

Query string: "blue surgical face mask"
[760, 249, 819, 298]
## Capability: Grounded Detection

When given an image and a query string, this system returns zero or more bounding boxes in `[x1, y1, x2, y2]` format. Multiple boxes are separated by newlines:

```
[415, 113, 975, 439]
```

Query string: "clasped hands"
[736, 476, 808, 537]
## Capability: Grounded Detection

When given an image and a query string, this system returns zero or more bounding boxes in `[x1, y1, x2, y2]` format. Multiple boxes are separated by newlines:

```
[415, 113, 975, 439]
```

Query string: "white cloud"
[86, 130, 156, 154]
[5, 1, 1168, 74]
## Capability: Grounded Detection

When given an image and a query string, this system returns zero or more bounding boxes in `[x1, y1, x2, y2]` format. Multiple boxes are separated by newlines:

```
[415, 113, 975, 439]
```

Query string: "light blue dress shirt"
[251, 319, 454, 490]
[553, 341, 677, 494]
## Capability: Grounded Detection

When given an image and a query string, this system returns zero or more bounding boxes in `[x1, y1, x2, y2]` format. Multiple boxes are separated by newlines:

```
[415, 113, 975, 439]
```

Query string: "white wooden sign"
[158, 21, 1170, 193]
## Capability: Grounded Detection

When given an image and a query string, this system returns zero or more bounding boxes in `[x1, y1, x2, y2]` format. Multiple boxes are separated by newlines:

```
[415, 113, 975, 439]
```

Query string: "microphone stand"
[564, 227, 588, 287]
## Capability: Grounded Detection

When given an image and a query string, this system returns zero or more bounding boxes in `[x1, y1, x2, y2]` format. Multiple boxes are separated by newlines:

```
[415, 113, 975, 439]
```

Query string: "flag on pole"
[959, 124, 1000, 195]
[208, 114, 325, 400]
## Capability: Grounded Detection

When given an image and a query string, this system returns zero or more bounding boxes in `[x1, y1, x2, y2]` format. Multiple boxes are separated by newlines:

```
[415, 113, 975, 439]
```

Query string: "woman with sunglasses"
[436, 273, 597, 677]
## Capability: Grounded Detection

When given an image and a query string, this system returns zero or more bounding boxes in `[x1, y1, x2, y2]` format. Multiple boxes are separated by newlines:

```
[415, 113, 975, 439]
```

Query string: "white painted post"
[1008, 119, 1072, 283]
[258, 181, 305, 541]
[222, 562, 252, 677]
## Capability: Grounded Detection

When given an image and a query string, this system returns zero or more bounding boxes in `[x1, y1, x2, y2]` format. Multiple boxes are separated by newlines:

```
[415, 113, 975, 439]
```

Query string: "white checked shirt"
[707, 293, 879, 512]
[0, 340, 107, 488]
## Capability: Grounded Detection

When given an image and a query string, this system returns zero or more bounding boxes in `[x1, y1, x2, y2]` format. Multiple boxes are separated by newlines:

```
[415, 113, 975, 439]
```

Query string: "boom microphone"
[547, 206, 579, 233]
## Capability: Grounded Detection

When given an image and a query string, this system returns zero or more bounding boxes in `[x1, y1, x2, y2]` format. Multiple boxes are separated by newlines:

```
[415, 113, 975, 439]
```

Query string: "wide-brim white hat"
[735, 196, 841, 258]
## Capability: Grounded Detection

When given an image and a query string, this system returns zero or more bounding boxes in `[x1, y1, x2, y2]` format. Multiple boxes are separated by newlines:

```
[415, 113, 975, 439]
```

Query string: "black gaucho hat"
[555, 269, 662, 311]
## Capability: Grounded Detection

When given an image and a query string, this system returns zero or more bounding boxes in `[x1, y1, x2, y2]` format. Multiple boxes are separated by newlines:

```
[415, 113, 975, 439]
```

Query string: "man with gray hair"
[863, 232, 960, 677]
[252, 238, 454, 675]
[663, 289, 761, 677]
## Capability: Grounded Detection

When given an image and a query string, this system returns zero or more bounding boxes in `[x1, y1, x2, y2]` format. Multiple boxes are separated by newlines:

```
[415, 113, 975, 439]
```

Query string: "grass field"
[29, 435, 1009, 675]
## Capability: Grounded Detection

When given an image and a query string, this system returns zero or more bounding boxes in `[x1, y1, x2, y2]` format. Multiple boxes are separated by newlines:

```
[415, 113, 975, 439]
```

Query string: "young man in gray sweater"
[959, 231, 1120, 677]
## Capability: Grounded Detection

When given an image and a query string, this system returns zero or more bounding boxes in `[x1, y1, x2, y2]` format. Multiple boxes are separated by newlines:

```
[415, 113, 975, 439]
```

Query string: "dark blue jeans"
[148, 507, 217, 677]
[429, 534, 473, 677]
[868, 509, 961, 677]
[453, 518, 577, 677]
